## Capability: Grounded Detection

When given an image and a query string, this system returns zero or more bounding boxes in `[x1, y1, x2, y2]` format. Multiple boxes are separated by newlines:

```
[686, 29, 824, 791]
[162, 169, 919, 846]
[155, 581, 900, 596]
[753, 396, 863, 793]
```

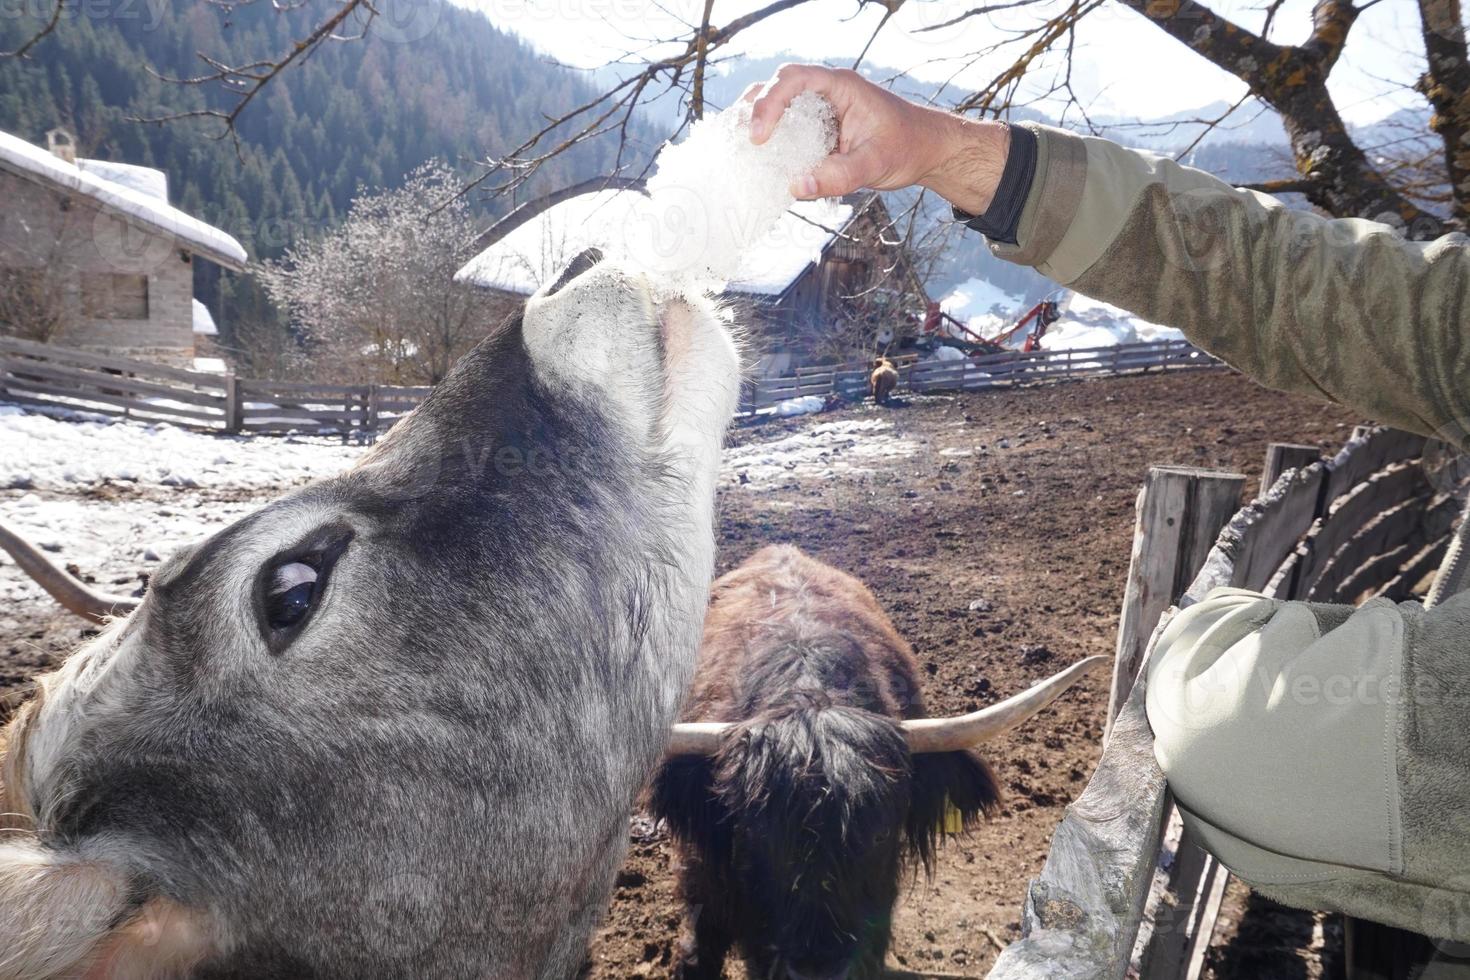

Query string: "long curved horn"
[0, 520, 140, 624]
[665, 721, 729, 757]
[666, 656, 1109, 757]
[900, 655, 1108, 753]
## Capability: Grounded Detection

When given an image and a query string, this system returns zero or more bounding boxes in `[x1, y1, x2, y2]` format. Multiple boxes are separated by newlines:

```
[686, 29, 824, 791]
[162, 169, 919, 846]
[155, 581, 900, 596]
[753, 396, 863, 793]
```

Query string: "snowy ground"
[0, 404, 918, 605]
[0, 406, 364, 491]
[723, 418, 918, 490]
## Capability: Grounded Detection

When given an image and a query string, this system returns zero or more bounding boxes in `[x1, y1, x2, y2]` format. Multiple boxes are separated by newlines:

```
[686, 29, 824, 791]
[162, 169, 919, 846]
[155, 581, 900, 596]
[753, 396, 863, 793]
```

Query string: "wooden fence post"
[1102, 468, 1240, 980]
[989, 466, 1242, 980]
[1263, 443, 1321, 488]
[1108, 466, 1246, 728]
[224, 374, 243, 433]
[366, 385, 381, 434]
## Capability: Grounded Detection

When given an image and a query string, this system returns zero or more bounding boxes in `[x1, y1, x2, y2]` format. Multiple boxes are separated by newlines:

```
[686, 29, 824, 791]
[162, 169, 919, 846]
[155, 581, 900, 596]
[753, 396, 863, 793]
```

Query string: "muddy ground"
[1, 369, 1365, 978]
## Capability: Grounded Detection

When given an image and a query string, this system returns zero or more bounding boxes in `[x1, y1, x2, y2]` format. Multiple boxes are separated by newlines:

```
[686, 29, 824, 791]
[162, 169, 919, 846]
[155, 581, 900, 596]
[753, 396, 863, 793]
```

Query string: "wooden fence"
[0, 336, 1219, 435]
[741, 339, 1218, 413]
[0, 337, 432, 437]
[988, 425, 1468, 980]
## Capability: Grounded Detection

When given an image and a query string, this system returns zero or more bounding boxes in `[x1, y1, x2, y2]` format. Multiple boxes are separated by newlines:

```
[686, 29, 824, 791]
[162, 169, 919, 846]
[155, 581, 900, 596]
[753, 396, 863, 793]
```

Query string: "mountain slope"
[0, 0, 657, 265]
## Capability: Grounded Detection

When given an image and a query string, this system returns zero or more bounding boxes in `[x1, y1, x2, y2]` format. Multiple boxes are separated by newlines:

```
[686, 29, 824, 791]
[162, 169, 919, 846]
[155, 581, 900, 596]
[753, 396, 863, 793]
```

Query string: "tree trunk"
[1124, 0, 1449, 239]
[1416, 0, 1470, 227]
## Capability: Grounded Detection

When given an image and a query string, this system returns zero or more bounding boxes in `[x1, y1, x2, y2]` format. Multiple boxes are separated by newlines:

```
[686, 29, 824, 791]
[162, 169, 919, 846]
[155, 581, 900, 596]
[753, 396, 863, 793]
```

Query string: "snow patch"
[0, 409, 365, 491]
[1039, 291, 1186, 351]
[191, 298, 217, 336]
[776, 394, 825, 417]
[940, 278, 1023, 344]
[724, 418, 918, 490]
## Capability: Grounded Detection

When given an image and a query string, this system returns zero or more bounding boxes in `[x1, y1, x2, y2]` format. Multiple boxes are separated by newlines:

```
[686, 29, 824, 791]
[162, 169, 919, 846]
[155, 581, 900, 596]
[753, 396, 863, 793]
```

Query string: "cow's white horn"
[0, 520, 139, 624]
[901, 656, 1108, 753]
[667, 656, 1108, 757]
[666, 721, 730, 757]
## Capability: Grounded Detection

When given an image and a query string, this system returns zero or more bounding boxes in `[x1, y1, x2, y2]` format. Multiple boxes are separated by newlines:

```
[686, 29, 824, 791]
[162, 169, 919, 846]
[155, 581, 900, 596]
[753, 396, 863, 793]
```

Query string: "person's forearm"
[977, 125, 1470, 445]
[916, 115, 1011, 217]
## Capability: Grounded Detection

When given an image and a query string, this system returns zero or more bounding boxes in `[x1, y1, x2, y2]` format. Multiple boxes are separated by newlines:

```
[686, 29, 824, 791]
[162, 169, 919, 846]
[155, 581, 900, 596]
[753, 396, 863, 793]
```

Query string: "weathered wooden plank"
[1182, 860, 1230, 980]
[241, 406, 363, 423]
[0, 336, 226, 386]
[1264, 444, 1322, 488]
[1307, 490, 1440, 600]
[988, 623, 1174, 980]
[1109, 467, 1245, 726]
[0, 378, 224, 423]
[238, 379, 369, 396]
[1381, 536, 1454, 603]
[1323, 496, 1459, 603]
[1322, 427, 1424, 505]
[1299, 463, 1431, 587]
[1, 359, 226, 406]
[1138, 820, 1224, 980]
[989, 470, 1240, 980]
[1228, 463, 1325, 591]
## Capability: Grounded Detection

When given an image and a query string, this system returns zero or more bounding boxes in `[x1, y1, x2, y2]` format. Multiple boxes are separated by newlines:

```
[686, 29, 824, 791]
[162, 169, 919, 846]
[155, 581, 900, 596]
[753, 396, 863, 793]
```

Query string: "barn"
[0, 127, 247, 370]
[454, 181, 927, 374]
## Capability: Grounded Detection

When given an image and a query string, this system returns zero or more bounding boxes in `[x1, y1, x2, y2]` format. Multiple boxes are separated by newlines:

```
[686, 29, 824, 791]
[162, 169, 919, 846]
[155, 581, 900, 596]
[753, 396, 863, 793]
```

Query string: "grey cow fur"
[0, 257, 740, 979]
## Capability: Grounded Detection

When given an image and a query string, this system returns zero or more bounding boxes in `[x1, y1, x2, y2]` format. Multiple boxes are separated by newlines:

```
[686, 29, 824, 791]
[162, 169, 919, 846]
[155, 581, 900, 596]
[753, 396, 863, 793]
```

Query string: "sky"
[455, 0, 1433, 128]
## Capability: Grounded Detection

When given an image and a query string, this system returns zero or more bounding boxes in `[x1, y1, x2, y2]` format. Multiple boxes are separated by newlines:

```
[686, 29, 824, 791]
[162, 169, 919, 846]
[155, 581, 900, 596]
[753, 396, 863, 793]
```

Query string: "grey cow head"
[0, 255, 740, 979]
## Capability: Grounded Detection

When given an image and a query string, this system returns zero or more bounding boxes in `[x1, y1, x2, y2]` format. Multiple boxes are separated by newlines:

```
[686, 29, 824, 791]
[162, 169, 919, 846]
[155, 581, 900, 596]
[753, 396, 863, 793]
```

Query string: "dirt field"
[0, 369, 1365, 978]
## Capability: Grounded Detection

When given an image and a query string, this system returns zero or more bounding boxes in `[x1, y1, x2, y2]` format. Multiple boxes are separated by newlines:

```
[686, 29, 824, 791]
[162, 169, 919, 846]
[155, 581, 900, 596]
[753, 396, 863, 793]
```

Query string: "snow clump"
[625, 92, 838, 289]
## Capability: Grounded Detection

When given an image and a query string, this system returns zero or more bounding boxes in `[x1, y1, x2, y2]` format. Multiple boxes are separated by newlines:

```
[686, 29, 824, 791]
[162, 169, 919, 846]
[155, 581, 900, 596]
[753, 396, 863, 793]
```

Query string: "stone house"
[0, 128, 247, 368]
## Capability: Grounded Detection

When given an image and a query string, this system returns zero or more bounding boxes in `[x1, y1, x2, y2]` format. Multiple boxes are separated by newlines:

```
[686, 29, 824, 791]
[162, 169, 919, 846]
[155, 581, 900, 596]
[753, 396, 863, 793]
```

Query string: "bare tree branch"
[690, 0, 717, 121]
[130, 0, 370, 149]
[1116, 0, 1448, 236]
[2, 0, 65, 59]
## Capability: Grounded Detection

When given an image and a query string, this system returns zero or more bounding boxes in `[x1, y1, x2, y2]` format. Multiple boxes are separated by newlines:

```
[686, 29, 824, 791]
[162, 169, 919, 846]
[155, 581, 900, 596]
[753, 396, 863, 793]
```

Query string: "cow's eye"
[265, 560, 319, 630]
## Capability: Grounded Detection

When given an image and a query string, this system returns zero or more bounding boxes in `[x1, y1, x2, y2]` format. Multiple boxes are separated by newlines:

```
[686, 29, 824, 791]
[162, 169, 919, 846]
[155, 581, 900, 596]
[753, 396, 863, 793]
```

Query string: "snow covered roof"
[191, 298, 217, 336]
[76, 159, 167, 201]
[455, 188, 854, 299]
[0, 130, 247, 270]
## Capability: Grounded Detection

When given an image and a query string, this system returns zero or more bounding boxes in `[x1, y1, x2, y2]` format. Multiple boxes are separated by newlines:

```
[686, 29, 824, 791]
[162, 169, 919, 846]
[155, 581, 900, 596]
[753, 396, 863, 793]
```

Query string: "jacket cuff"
[988, 123, 1088, 275]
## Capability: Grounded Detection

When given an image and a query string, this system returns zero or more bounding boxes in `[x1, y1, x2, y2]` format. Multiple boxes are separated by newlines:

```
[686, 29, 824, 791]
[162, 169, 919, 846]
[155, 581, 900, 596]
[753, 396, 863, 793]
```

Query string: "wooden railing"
[739, 340, 1218, 413]
[0, 337, 432, 437]
[2, 336, 1218, 434]
[988, 425, 1467, 980]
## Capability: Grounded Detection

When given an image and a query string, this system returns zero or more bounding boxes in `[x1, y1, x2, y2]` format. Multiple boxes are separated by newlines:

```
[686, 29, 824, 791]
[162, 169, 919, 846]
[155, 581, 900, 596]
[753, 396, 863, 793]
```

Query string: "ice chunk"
[623, 92, 838, 289]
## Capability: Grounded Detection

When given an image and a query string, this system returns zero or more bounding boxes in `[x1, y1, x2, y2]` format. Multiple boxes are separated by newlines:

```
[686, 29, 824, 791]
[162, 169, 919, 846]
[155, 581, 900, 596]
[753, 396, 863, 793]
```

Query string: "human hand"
[742, 63, 1011, 215]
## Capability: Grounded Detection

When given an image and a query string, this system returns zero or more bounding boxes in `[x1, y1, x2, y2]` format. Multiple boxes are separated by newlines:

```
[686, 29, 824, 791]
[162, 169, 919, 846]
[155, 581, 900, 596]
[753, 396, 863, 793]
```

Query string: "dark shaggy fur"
[650, 546, 1000, 980]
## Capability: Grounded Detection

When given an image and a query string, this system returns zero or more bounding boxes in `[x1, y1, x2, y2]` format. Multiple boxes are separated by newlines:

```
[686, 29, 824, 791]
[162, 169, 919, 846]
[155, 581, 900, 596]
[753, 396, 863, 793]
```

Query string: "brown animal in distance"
[869, 357, 898, 405]
[655, 546, 1104, 979]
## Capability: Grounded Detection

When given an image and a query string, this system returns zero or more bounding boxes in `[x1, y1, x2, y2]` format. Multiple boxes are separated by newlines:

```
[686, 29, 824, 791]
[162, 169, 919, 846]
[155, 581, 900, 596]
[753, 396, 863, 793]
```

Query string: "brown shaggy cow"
[651, 546, 1000, 980]
[868, 357, 898, 404]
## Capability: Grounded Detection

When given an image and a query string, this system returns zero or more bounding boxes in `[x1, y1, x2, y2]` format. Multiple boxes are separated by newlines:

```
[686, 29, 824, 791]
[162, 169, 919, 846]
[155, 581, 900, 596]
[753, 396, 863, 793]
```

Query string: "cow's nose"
[542, 247, 604, 297]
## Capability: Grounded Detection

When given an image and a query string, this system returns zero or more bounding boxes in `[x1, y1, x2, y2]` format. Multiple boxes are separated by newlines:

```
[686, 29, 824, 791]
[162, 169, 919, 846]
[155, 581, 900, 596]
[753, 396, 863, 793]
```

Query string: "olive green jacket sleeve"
[988, 125, 1470, 447]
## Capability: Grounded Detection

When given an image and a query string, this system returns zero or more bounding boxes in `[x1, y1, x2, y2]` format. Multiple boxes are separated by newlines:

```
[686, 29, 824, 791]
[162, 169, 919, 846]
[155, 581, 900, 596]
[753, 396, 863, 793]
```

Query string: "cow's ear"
[0, 840, 220, 980]
[904, 749, 1001, 873]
